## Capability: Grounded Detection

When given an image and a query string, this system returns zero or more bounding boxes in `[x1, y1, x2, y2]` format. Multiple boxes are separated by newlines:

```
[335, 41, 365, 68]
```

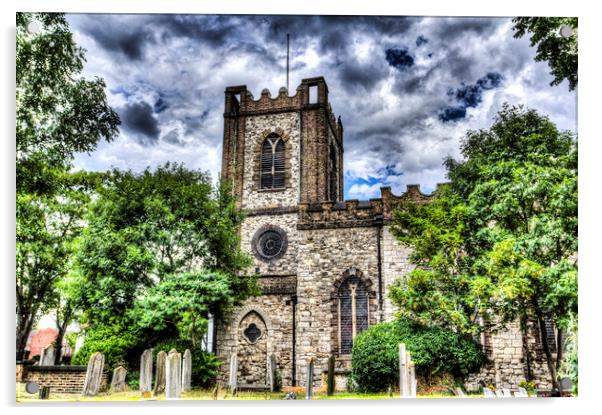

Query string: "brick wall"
[21, 365, 109, 394]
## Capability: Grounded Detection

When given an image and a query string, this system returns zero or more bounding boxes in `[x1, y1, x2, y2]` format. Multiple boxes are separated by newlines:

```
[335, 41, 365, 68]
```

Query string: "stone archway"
[233, 308, 272, 387]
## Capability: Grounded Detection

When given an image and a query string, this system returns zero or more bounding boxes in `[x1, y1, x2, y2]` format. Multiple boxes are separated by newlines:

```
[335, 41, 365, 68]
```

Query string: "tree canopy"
[15, 12, 120, 360]
[389, 104, 577, 389]
[512, 17, 578, 91]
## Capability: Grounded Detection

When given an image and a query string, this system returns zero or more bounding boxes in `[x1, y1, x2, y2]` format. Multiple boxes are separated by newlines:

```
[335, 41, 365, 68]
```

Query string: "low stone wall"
[20, 365, 109, 394]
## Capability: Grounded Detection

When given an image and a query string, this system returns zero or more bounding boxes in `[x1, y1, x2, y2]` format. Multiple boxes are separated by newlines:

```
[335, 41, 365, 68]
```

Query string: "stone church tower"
[215, 77, 554, 392]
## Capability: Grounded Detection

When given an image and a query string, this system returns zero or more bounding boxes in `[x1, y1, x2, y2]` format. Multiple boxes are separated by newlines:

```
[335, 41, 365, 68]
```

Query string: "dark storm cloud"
[439, 72, 504, 122]
[385, 48, 414, 71]
[154, 95, 169, 113]
[69, 14, 576, 199]
[119, 101, 160, 144]
[415, 35, 428, 47]
[77, 15, 155, 60]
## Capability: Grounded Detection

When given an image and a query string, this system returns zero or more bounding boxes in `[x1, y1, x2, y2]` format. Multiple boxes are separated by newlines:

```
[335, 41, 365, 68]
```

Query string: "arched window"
[260, 133, 285, 189]
[338, 273, 369, 355]
[328, 143, 338, 202]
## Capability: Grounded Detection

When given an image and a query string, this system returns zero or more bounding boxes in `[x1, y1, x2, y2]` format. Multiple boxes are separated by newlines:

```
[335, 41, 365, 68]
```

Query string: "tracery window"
[338, 273, 369, 355]
[260, 133, 285, 189]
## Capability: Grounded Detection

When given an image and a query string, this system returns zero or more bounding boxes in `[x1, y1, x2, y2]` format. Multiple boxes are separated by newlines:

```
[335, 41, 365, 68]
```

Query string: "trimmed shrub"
[351, 320, 485, 392]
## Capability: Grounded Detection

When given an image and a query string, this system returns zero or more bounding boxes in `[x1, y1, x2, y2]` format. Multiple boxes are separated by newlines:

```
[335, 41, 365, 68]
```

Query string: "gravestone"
[111, 366, 127, 392]
[165, 349, 182, 399]
[227, 353, 237, 392]
[409, 361, 417, 397]
[501, 388, 512, 397]
[182, 349, 192, 392]
[305, 358, 314, 400]
[399, 343, 414, 397]
[39, 345, 56, 366]
[81, 352, 105, 396]
[153, 351, 167, 394]
[140, 348, 153, 394]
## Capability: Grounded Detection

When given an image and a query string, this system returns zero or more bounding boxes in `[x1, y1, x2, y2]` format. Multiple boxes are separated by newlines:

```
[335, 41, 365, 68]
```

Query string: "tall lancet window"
[338, 271, 370, 355]
[260, 133, 285, 189]
[329, 143, 338, 202]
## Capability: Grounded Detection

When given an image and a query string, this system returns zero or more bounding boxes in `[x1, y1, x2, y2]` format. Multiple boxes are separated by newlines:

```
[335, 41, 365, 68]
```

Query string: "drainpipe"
[373, 214, 384, 321]
[291, 294, 298, 386]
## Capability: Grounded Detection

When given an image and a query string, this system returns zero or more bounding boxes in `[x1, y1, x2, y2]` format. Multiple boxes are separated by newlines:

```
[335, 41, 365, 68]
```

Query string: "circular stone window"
[252, 225, 288, 262]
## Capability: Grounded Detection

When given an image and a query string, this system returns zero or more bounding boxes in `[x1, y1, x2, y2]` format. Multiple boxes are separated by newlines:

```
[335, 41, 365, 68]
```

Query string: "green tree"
[390, 105, 577, 390]
[73, 164, 255, 365]
[512, 17, 578, 91]
[15, 12, 119, 361]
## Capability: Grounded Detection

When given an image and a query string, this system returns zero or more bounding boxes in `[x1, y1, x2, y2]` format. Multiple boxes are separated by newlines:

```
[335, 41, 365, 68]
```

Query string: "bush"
[152, 338, 222, 387]
[72, 322, 139, 369]
[351, 320, 485, 392]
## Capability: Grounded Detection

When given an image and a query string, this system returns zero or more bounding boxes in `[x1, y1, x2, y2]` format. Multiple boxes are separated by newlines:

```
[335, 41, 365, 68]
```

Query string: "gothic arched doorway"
[237, 311, 268, 386]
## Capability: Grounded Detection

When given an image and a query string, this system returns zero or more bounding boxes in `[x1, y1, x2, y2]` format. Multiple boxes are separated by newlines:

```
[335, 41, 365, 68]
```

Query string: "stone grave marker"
[165, 349, 182, 399]
[82, 352, 105, 396]
[139, 348, 153, 394]
[182, 349, 192, 392]
[39, 344, 56, 366]
[305, 358, 314, 400]
[153, 350, 167, 395]
[501, 388, 512, 397]
[111, 366, 127, 392]
[514, 387, 528, 397]
[227, 353, 237, 392]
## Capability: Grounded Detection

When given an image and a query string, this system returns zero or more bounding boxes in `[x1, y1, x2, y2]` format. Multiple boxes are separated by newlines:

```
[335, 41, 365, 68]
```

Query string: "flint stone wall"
[242, 113, 300, 210]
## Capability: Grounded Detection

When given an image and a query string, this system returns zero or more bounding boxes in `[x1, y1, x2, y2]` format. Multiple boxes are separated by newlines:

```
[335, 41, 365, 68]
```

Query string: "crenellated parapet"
[297, 184, 444, 230]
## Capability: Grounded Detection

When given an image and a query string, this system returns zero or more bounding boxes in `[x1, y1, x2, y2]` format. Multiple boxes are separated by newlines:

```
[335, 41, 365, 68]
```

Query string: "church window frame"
[260, 133, 286, 190]
[336, 268, 371, 356]
[251, 224, 288, 262]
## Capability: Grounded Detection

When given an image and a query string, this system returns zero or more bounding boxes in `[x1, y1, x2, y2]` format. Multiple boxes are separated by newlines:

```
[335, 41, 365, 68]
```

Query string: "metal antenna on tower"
[286, 33, 290, 91]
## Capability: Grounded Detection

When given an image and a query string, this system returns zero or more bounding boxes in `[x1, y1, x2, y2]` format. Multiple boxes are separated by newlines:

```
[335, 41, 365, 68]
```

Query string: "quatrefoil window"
[244, 323, 262, 343]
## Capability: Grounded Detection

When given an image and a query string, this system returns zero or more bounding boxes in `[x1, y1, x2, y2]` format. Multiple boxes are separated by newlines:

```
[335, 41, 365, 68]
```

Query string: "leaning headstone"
[501, 388, 512, 397]
[399, 343, 409, 397]
[139, 348, 153, 395]
[165, 349, 182, 399]
[39, 345, 56, 366]
[483, 387, 496, 398]
[182, 349, 192, 392]
[305, 358, 314, 400]
[81, 352, 105, 396]
[227, 353, 237, 392]
[153, 351, 167, 395]
[454, 387, 466, 397]
[111, 366, 127, 392]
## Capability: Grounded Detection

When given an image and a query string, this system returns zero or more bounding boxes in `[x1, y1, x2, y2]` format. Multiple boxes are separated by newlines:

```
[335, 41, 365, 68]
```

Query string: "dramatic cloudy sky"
[67, 14, 577, 199]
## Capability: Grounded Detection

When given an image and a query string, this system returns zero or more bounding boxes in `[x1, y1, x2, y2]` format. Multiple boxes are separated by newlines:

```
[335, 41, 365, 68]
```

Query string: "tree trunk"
[16, 310, 36, 361]
[535, 308, 559, 391]
[53, 317, 70, 365]
[555, 329, 564, 371]
[520, 314, 532, 381]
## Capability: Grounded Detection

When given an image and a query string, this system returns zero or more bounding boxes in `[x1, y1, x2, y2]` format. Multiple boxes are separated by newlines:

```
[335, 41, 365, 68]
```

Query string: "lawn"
[16, 383, 460, 402]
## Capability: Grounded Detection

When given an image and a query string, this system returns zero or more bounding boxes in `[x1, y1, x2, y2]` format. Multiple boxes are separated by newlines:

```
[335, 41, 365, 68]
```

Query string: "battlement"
[224, 77, 343, 137]
[297, 184, 445, 230]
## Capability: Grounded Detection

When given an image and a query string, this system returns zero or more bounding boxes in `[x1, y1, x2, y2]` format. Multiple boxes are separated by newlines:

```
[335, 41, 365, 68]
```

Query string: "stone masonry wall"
[296, 226, 380, 387]
[216, 295, 294, 387]
[381, 225, 414, 321]
[240, 212, 298, 276]
[242, 113, 300, 210]
[464, 320, 552, 392]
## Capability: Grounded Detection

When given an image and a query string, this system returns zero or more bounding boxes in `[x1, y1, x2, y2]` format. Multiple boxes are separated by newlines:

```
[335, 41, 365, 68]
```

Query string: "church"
[214, 77, 553, 391]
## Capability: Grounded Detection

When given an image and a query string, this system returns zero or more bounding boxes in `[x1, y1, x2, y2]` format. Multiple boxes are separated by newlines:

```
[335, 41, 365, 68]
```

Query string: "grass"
[16, 383, 464, 402]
